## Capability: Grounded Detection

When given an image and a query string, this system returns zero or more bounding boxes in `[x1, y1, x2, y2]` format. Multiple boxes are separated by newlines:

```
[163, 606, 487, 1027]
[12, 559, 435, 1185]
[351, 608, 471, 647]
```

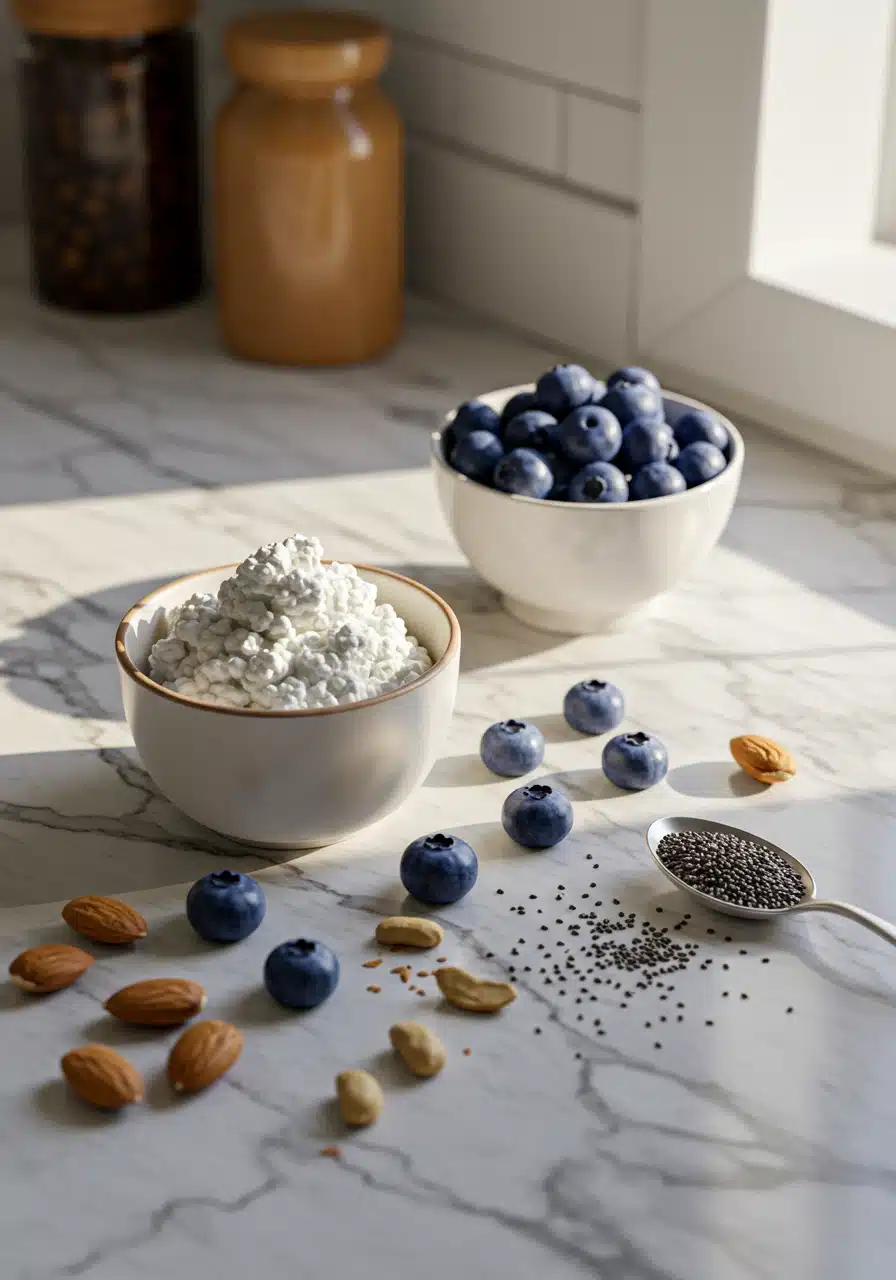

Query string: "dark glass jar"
[12, 0, 203, 313]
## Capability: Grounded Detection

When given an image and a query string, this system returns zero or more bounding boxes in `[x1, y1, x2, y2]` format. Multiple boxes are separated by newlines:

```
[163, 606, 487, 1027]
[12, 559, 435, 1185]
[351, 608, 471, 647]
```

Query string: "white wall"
[0, 0, 643, 364]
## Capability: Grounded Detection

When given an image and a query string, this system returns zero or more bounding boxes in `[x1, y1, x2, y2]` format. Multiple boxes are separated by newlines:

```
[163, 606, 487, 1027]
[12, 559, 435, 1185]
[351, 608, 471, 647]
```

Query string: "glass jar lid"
[12, 0, 197, 37]
[224, 11, 388, 94]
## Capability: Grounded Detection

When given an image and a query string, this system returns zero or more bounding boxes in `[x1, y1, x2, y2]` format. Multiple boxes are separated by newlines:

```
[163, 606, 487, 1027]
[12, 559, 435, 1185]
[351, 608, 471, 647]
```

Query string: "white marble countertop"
[1, 229, 895, 1280]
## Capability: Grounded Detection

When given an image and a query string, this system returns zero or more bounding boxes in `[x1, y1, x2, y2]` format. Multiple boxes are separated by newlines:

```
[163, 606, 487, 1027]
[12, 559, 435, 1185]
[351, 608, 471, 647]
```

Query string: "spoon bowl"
[646, 815, 896, 947]
[646, 815, 815, 919]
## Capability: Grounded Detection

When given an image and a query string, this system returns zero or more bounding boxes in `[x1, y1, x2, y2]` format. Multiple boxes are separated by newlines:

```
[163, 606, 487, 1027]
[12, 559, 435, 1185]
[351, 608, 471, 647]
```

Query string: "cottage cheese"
[148, 535, 433, 710]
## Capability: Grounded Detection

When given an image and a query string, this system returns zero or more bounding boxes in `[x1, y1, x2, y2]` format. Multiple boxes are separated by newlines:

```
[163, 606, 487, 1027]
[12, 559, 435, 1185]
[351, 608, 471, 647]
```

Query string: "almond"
[62, 895, 147, 945]
[167, 1020, 243, 1093]
[61, 1044, 144, 1110]
[375, 917, 444, 949]
[9, 944, 94, 994]
[730, 734, 796, 784]
[104, 978, 206, 1026]
[435, 965, 516, 1013]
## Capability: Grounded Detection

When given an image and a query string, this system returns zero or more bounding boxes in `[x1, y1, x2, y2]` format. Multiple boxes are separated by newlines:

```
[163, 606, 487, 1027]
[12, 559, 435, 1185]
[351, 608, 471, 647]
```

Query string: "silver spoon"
[646, 815, 896, 947]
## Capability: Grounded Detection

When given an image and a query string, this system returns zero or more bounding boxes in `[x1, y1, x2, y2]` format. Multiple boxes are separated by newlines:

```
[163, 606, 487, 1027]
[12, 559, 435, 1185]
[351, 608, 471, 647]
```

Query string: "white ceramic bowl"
[115, 565, 460, 848]
[432, 385, 744, 633]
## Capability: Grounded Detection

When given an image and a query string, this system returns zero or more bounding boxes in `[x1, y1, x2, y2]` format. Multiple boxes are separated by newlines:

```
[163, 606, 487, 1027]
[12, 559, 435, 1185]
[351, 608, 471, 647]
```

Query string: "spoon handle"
[793, 899, 896, 947]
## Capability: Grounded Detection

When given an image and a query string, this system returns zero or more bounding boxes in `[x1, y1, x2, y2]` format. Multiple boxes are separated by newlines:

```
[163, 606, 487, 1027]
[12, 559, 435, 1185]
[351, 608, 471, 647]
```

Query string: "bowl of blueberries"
[431, 364, 743, 633]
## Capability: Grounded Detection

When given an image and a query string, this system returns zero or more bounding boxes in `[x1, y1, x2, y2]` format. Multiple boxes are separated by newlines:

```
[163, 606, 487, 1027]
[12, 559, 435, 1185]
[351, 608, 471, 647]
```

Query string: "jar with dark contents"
[12, 0, 203, 313]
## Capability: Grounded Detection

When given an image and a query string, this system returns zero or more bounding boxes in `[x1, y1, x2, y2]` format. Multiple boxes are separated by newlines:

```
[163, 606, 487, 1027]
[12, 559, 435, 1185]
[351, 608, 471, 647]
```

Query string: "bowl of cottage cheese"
[115, 535, 460, 847]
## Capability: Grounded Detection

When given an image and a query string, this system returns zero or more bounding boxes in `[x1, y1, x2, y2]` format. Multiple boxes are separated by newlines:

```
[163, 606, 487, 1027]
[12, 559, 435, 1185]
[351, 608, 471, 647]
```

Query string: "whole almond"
[167, 1020, 243, 1093]
[435, 965, 516, 1013]
[336, 1069, 383, 1126]
[61, 1044, 144, 1110]
[105, 978, 206, 1026]
[375, 917, 444, 949]
[730, 735, 796, 784]
[62, 895, 147, 945]
[389, 1021, 446, 1078]
[9, 944, 94, 994]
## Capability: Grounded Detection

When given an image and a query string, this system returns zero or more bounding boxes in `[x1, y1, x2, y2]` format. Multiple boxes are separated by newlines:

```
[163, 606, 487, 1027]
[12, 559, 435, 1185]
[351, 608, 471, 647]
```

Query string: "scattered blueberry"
[186, 870, 266, 943]
[557, 405, 622, 465]
[675, 441, 727, 488]
[536, 364, 596, 417]
[621, 419, 675, 468]
[503, 409, 560, 452]
[502, 783, 573, 849]
[629, 461, 686, 500]
[599, 382, 663, 427]
[451, 399, 501, 443]
[563, 680, 625, 735]
[480, 719, 545, 777]
[400, 832, 479, 905]
[607, 366, 661, 392]
[602, 731, 669, 791]
[451, 429, 503, 483]
[674, 408, 729, 452]
[499, 390, 538, 431]
[494, 448, 554, 498]
[264, 938, 340, 1009]
[568, 461, 628, 504]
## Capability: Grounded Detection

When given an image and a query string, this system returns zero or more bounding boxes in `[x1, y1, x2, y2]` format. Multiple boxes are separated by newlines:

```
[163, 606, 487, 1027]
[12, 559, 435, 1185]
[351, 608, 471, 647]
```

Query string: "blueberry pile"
[447, 364, 731, 503]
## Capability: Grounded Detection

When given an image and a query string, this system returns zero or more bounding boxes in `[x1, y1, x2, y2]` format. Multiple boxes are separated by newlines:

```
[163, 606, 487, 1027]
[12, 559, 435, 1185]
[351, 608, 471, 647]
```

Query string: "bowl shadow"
[423, 753, 494, 788]
[384, 563, 565, 673]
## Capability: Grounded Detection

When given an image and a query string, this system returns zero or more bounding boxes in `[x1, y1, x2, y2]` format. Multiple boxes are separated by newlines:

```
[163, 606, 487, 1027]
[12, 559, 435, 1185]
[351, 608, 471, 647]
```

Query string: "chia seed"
[657, 829, 805, 910]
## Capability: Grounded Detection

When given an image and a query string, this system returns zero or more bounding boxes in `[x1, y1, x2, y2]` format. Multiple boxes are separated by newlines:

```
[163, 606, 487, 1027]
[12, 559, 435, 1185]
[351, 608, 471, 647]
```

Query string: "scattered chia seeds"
[657, 829, 806, 910]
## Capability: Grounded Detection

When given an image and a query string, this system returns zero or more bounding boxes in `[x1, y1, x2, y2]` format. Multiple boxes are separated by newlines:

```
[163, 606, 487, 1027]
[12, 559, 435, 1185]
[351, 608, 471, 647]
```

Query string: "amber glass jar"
[12, 0, 203, 313]
[216, 11, 403, 366]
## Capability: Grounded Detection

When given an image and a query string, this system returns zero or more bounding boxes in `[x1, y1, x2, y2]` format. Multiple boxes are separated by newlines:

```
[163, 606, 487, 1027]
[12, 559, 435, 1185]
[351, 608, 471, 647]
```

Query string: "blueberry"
[494, 448, 554, 499]
[480, 719, 545, 777]
[666, 438, 680, 463]
[451, 400, 501, 443]
[587, 380, 608, 404]
[400, 833, 478, 905]
[602, 731, 668, 791]
[621, 419, 675, 468]
[542, 451, 576, 500]
[186, 870, 266, 943]
[599, 382, 663, 427]
[606, 366, 661, 393]
[503, 409, 560, 452]
[563, 679, 625, 735]
[536, 364, 596, 417]
[502, 783, 573, 849]
[557, 405, 622, 465]
[674, 408, 729, 452]
[451, 429, 504, 484]
[499, 390, 538, 431]
[629, 461, 686, 501]
[675, 441, 727, 488]
[568, 461, 628, 504]
[264, 938, 340, 1009]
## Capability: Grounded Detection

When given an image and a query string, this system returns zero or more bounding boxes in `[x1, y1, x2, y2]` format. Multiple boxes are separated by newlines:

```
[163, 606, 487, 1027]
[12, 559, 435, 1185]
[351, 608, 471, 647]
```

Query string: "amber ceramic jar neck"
[11, 0, 197, 37]
[224, 10, 389, 100]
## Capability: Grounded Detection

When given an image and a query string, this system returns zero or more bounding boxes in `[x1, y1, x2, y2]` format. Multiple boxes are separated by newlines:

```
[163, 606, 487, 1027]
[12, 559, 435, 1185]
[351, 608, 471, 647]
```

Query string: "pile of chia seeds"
[657, 829, 806, 910]
[496, 854, 796, 1052]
